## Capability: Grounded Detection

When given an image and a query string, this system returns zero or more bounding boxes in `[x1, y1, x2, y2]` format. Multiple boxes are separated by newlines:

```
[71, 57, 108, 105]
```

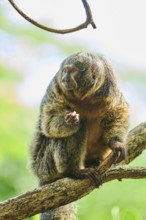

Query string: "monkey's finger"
[65, 112, 79, 125]
[85, 169, 103, 188]
[119, 148, 127, 163]
[65, 112, 74, 120]
[68, 168, 102, 188]
[65, 111, 78, 120]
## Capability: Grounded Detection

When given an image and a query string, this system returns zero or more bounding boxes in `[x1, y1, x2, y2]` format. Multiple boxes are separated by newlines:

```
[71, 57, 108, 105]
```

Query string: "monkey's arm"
[40, 101, 80, 138]
[101, 105, 129, 163]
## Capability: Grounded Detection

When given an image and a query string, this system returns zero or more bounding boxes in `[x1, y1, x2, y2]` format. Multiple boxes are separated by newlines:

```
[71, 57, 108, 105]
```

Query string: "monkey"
[29, 52, 129, 220]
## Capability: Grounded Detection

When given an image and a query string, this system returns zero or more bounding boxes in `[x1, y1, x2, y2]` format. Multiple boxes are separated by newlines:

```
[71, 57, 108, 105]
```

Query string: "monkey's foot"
[68, 168, 102, 188]
[110, 140, 127, 164]
[65, 111, 80, 126]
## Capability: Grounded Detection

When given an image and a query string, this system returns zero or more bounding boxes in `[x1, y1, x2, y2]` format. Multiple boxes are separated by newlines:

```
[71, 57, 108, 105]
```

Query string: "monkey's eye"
[63, 66, 78, 74]
[92, 74, 96, 80]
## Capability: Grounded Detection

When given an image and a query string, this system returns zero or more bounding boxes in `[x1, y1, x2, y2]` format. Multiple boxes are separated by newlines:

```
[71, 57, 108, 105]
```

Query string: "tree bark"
[0, 121, 146, 220]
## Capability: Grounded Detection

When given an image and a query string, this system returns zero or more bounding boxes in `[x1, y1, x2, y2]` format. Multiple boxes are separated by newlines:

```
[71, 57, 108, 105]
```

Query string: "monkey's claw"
[68, 168, 103, 188]
[85, 167, 103, 188]
[65, 111, 80, 126]
[111, 142, 127, 164]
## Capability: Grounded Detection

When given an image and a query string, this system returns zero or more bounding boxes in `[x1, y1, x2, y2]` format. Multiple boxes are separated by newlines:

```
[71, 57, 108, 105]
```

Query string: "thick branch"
[1, 167, 146, 220]
[122, 121, 146, 164]
[0, 121, 146, 220]
[7, 0, 96, 34]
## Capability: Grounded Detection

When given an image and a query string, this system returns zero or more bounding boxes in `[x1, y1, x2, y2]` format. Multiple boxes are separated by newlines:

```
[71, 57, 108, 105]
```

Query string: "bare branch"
[7, 0, 96, 34]
[122, 121, 146, 164]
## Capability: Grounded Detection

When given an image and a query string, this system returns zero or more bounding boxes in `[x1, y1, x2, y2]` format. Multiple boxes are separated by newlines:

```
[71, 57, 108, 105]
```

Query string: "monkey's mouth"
[62, 82, 74, 91]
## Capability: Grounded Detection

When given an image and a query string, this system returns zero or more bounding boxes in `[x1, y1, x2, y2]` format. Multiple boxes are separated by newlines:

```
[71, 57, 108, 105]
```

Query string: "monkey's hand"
[109, 140, 127, 164]
[65, 111, 80, 126]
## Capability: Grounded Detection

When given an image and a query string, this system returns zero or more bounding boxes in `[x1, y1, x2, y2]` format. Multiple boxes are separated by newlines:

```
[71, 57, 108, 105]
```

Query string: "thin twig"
[7, 0, 96, 34]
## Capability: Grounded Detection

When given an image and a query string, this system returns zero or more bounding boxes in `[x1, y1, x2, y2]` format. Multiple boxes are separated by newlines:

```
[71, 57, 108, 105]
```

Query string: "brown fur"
[30, 52, 129, 220]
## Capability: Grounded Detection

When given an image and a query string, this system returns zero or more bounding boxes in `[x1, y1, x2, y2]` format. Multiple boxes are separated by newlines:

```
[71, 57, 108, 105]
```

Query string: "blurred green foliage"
[1, 6, 146, 220]
[0, 63, 39, 219]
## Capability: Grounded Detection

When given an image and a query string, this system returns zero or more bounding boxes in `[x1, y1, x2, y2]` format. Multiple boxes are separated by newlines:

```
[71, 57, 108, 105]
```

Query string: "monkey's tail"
[40, 202, 77, 220]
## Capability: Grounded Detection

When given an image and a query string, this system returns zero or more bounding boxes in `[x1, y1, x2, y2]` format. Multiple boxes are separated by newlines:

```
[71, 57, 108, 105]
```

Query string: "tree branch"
[7, 0, 96, 34]
[1, 121, 146, 220]
[1, 167, 146, 220]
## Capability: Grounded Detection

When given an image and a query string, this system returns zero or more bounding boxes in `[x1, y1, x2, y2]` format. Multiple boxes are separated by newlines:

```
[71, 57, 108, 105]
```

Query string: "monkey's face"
[59, 53, 106, 100]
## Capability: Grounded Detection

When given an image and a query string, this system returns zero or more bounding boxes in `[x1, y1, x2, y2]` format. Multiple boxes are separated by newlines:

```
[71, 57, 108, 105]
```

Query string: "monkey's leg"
[101, 107, 129, 164]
